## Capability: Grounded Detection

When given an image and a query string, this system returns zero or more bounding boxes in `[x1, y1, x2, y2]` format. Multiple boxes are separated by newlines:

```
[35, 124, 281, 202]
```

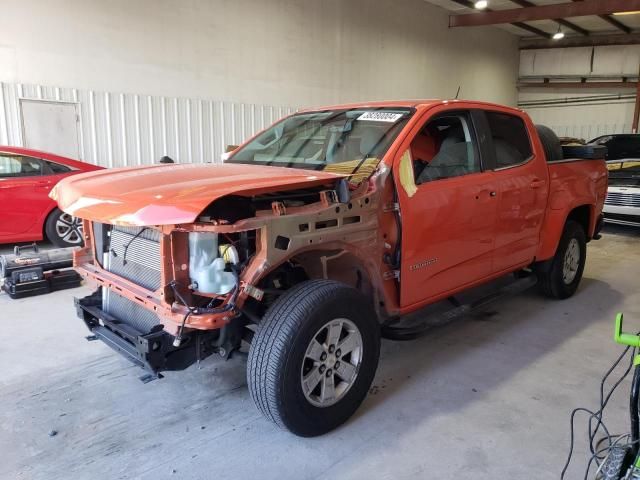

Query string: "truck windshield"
[227, 107, 413, 183]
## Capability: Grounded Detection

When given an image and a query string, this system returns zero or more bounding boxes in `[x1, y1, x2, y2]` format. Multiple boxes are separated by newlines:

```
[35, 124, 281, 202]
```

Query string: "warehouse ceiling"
[425, 0, 640, 48]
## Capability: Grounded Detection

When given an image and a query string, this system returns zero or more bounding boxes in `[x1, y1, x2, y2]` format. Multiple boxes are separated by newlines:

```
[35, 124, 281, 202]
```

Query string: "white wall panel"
[520, 46, 640, 78]
[0, 81, 294, 167]
[0, 0, 518, 109]
[518, 44, 640, 139]
[519, 91, 634, 139]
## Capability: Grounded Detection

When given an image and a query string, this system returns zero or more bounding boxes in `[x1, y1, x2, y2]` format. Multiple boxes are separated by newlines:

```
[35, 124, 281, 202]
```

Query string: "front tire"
[247, 280, 380, 437]
[45, 208, 84, 248]
[536, 220, 586, 299]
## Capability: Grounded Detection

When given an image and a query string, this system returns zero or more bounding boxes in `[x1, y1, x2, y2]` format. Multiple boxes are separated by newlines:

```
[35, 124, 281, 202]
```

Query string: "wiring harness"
[561, 342, 638, 479]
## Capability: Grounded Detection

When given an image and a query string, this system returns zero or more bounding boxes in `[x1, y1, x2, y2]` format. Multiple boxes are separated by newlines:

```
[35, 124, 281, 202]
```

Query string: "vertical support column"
[633, 65, 640, 133]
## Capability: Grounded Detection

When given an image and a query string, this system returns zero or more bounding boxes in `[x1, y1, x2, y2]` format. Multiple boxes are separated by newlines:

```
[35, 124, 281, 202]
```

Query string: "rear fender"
[536, 202, 594, 261]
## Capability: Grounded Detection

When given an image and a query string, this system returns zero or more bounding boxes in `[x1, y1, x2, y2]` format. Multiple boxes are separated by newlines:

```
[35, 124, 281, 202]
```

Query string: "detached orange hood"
[51, 163, 344, 226]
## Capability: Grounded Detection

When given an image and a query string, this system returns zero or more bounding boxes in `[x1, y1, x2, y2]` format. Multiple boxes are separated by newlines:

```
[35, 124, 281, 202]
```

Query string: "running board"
[381, 274, 538, 341]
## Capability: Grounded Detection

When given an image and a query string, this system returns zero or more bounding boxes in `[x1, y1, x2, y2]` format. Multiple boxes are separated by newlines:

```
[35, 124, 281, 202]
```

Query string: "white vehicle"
[590, 135, 640, 227]
[603, 157, 640, 227]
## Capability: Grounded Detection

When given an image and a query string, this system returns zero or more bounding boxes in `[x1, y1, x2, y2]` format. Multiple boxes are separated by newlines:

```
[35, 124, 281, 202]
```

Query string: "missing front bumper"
[75, 290, 218, 376]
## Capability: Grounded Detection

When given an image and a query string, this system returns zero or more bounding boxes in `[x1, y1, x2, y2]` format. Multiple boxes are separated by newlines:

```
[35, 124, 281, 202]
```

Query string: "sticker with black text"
[357, 112, 404, 123]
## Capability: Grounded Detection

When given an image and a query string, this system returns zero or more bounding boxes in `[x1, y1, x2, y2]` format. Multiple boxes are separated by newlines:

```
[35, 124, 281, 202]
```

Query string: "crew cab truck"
[52, 100, 607, 437]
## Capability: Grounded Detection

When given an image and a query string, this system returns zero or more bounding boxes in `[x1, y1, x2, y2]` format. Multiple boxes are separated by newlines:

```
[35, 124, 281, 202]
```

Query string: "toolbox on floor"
[1, 244, 82, 299]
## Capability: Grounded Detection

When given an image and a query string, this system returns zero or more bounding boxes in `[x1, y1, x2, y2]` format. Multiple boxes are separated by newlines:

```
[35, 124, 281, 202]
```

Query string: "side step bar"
[381, 274, 538, 341]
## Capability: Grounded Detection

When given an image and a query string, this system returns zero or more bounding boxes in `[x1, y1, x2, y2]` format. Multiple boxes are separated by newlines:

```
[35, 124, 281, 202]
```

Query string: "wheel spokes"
[300, 317, 363, 408]
[337, 333, 359, 356]
[321, 372, 336, 403]
[335, 360, 356, 382]
[326, 321, 342, 347]
[302, 366, 323, 395]
[305, 338, 325, 362]
[57, 216, 73, 227]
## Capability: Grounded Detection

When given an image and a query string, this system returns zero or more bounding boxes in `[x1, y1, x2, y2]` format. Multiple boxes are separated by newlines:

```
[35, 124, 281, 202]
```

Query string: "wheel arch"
[252, 247, 388, 319]
[42, 205, 61, 240]
[536, 203, 594, 261]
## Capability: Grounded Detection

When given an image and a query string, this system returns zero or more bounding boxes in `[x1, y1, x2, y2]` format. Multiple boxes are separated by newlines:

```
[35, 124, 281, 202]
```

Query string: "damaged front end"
[73, 221, 252, 379]
[71, 175, 391, 379]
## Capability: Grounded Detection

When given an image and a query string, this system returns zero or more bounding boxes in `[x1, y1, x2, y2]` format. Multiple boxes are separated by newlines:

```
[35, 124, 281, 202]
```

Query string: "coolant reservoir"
[188, 232, 236, 295]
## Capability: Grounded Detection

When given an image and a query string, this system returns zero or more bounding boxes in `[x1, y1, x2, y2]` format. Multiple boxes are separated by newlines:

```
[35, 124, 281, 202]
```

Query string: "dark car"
[589, 134, 640, 161]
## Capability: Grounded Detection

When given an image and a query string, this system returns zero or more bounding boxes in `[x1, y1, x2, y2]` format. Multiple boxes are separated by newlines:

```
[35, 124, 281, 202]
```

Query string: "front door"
[395, 109, 499, 309]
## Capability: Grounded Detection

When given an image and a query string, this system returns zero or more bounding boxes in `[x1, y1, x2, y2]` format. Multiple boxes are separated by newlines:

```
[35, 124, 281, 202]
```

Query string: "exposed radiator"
[107, 226, 163, 291]
[100, 225, 164, 334]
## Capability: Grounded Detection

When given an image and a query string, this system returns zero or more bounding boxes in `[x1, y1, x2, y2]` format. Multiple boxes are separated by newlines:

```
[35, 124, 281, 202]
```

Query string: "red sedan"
[0, 146, 102, 247]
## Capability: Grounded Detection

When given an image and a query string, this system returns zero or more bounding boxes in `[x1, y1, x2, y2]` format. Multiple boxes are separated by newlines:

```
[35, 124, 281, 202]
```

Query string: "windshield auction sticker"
[357, 112, 404, 123]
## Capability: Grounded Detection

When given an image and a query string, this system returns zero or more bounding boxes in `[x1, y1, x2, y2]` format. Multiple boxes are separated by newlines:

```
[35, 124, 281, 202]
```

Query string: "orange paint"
[56, 99, 607, 334]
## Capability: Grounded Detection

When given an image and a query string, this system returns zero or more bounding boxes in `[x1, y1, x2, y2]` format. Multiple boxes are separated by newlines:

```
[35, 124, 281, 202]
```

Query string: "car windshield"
[227, 107, 413, 183]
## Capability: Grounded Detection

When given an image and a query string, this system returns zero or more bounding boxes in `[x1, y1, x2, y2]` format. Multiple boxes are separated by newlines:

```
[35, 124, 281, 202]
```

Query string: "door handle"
[530, 179, 546, 189]
[489, 191, 497, 197]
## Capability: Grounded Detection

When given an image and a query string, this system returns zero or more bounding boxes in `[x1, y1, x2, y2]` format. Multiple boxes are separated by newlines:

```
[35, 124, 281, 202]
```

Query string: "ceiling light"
[612, 11, 640, 16]
[474, 0, 488, 10]
[552, 23, 564, 40]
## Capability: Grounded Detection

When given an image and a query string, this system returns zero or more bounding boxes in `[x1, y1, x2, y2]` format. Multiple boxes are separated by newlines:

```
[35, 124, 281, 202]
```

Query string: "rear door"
[395, 108, 500, 309]
[0, 153, 55, 239]
[479, 110, 549, 273]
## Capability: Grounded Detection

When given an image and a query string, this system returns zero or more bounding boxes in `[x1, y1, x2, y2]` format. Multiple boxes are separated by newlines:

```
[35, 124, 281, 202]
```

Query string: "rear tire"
[536, 220, 586, 299]
[247, 280, 380, 437]
[45, 208, 84, 248]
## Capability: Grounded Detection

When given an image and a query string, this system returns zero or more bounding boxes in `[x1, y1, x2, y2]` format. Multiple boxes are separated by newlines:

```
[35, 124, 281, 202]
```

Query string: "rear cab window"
[485, 111, 533, 169]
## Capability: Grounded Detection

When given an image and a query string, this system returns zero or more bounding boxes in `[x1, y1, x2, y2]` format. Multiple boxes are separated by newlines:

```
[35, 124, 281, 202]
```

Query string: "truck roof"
[298, 99, 525, 114]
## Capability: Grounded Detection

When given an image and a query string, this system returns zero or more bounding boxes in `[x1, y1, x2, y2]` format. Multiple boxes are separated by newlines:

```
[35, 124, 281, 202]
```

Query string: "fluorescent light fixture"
[612, 11, 640, 16]
[552, 23, 564, 40]
[474, 0, 488, 10]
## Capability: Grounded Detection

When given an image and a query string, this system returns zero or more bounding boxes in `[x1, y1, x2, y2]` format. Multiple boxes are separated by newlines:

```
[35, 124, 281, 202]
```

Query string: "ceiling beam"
[448, 0, 551, 38]
[570, 0, 631, 34]
[598, 15, 632, 34]
[520, 32, 640, 49]
[450, 0, 640, 28]
[509, 0, 590, 36]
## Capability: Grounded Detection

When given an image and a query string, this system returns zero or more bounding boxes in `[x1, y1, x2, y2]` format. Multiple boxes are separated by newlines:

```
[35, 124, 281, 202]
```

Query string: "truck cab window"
[485, 112, 532, 168]
[411, 114, 479, 184]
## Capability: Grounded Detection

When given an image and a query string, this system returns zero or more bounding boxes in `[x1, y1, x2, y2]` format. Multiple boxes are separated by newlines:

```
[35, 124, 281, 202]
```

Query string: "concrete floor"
[1, 226, 639, 480]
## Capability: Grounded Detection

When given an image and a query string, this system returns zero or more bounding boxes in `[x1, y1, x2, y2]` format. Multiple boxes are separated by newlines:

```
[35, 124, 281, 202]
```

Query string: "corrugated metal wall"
[0, 82, 296, 167]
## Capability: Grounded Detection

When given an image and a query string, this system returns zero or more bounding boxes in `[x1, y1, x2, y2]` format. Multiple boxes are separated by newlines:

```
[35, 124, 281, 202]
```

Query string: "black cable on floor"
[560, 344, 635, 479]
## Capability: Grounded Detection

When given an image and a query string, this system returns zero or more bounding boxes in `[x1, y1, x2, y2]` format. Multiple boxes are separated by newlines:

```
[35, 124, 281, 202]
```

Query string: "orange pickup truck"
[53, 100, 607, 436]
